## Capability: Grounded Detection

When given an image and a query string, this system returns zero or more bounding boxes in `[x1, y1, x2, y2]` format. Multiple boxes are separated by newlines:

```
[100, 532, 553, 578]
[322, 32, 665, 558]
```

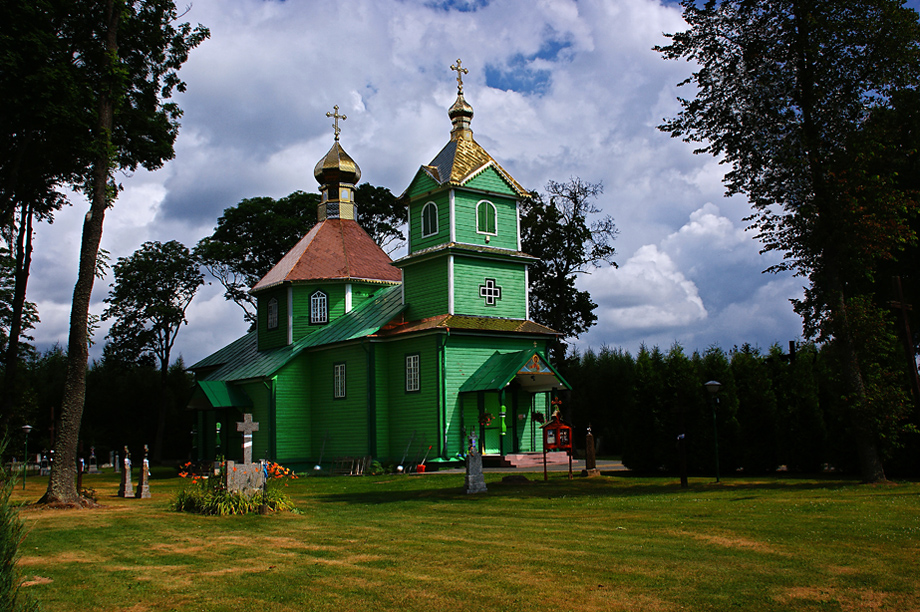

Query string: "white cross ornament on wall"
[479, 278, 502, 306]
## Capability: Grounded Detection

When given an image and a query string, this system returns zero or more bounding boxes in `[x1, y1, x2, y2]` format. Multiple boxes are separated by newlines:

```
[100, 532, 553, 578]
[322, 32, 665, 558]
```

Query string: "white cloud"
[26, 0, 808, 365]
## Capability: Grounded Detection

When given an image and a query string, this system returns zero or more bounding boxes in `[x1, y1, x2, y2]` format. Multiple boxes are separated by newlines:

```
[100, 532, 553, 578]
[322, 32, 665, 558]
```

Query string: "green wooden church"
[189, 66, 571, 468]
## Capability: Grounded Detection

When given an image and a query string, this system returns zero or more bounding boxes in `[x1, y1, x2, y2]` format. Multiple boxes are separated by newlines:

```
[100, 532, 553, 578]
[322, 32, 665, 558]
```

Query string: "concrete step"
[484, 452, 572, 468]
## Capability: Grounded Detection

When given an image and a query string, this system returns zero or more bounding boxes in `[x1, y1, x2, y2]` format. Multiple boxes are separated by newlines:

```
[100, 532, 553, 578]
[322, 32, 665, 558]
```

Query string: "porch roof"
[459, 348, 571, 394]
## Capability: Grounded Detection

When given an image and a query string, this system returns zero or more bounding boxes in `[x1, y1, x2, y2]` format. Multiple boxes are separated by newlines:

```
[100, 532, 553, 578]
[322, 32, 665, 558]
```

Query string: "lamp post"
[704, 380, 722, 483]
[21, 424, 32, 490]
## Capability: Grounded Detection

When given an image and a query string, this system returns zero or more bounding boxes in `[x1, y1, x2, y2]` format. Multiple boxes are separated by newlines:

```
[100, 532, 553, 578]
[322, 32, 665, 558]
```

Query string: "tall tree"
[0, 0, 95, 423]
[102, 240, 203, 461]
[196, 184, 406, 327]
[355, 183, 407, 254]
[657, 0, 920, 482]
[520, 178, 617, 362]
[41, 0, 208, 505]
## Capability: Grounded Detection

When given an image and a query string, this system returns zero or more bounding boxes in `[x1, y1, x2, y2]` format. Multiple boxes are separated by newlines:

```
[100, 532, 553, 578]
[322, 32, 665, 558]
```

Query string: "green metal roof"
[194, 284, 405, 383]
[459, 348, 571, 393]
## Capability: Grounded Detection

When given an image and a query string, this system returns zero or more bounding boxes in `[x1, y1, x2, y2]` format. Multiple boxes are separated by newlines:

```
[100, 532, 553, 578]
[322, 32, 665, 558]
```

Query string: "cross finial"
[326, 105, 347, 141]
[450, 58, 469, 95]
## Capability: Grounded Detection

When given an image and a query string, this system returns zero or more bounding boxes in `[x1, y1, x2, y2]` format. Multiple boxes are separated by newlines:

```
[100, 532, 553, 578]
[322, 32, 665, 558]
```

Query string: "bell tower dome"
[314, 105, 361, 221]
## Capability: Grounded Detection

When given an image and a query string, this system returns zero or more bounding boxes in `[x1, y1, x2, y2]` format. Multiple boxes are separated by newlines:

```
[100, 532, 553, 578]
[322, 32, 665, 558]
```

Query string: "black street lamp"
[704, 380, 722, 483]
[21, 424, 32, 491]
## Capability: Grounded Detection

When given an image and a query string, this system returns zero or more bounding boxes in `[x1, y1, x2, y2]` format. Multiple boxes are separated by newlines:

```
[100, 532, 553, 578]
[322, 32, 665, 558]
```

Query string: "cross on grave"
[326, 105, 346, 141]
[450, 58, 469, 94]
[236, 413, 259, 465]
[479, 278, 502, 306]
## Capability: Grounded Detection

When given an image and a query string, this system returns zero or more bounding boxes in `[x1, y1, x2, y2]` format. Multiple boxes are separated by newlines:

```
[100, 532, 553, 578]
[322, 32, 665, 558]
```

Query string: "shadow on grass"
[305, 472, 873, 506]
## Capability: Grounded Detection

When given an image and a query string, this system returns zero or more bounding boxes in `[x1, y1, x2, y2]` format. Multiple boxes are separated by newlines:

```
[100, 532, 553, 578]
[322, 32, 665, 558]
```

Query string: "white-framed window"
[422, 202, 439, 237]
[405, 354, 420, 392]
[311, 290, 328, 324]
[267, 298, 279, 330]
[334, 363, 346, 399]
[477, 200, 497, 235]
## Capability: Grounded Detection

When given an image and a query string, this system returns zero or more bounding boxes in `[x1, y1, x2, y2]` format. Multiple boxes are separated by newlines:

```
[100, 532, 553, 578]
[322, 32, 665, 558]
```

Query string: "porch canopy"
[459, 349, 571, 394]
[188, 380, 253, 410]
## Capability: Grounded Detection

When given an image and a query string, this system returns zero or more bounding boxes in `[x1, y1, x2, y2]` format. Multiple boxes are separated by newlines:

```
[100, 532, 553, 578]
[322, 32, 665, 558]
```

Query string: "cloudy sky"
[27, 0, 920, 366]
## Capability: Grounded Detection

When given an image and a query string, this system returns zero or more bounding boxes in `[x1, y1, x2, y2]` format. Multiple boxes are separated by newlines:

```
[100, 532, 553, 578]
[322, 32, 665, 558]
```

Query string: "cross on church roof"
[450, 58, 469, 94]
[326, 105, 347, 141]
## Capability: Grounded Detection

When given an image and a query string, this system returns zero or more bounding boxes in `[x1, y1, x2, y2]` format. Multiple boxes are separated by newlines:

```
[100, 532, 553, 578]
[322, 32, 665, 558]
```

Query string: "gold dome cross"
[326, 105, 347, 141]
[450, 59, 469, 94]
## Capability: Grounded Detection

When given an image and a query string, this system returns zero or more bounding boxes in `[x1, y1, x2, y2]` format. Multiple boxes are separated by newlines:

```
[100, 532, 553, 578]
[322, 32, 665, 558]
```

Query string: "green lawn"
[12, 470, 920, 611]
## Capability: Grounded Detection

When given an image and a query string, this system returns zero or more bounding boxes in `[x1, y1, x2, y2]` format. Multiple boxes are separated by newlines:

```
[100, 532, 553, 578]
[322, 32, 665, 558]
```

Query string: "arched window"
[477, 200, 497, 235]
[267, 298, 279, 330]
[422, 202, 439, 237]
[310, 290, 328, 324]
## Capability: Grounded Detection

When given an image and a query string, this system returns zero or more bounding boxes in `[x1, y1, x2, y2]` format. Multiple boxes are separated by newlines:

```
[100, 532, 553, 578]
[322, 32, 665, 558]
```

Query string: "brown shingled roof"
[251, 218, 402, 292]
[378, 314, 559, 337]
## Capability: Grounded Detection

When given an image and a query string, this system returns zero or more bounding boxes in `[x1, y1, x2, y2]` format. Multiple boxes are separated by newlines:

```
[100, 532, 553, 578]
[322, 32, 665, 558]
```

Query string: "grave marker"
[135, 444, 151, 499]
[236, 414, 259, 464]
[118, 446, 133, 497]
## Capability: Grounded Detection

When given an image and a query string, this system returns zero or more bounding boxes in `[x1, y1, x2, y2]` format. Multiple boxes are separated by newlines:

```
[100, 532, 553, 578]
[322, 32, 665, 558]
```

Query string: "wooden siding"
[453, 190, 518, 250]
[379, 335, 440, 462]
[274, 356, 312, 463]
[308, 344, 370, 459]
[442, 335, 543, 457]
[409, 191, 450, 254]
[402, 258, 449, 320]
[407, 171, 439, 200]
[464, 165, 519, 197]
[291, 283, 347, 341]
[453, 257, 527, 319]
[257, 289, 288, 351]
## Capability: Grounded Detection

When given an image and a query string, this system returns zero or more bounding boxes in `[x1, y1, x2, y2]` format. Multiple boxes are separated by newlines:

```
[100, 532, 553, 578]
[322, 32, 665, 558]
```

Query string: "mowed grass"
[11, 469, 920, 611]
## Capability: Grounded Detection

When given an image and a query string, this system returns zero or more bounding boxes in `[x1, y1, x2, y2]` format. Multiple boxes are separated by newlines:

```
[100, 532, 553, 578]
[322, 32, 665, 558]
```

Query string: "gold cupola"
[449, 59, 474, 141]
[314, 105, 360, 221]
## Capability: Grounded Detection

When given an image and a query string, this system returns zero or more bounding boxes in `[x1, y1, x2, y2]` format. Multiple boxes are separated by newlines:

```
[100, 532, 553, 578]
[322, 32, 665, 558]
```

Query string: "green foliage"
[0, 440, 39, 612]
[171, 464, 295, 516]
[195, 185, 406, 327]
[170, 484, 294, 516]
[354, 183, 407, 253]
[195, 191, 320, 326]
[657, 0, 920, 481]
[520, 178, 617, 360]
[102, 240, 203, 370]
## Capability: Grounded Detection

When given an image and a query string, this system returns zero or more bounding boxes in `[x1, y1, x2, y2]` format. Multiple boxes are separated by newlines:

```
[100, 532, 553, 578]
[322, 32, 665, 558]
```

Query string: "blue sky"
[27, 0, 920, 365]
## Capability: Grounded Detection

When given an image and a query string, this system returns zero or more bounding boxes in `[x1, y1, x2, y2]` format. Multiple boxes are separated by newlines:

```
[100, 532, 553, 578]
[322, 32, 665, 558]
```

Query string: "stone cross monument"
[236, 413, 259, 465]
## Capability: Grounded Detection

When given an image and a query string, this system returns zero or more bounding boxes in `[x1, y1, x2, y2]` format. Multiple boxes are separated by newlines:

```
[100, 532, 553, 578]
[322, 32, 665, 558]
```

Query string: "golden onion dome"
[313, 140, 362, 187]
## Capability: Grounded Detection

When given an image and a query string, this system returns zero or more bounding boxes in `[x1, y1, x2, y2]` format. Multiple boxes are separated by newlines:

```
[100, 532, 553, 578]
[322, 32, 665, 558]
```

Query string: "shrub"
[1, 439, 39, 612]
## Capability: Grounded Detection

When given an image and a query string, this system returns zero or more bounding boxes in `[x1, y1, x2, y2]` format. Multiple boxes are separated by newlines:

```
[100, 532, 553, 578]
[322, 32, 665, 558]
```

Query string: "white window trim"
[267, 298, 279, 330]
[405, 354, 420, 392]
[311, 290, 328, 325]
[421, 201, 439, 238]
[334, 363, 346, 399]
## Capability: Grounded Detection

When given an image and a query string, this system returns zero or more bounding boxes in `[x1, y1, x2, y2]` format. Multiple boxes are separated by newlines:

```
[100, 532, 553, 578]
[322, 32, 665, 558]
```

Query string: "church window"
[477, 200, 497, 235]
[267, 298, 279, 330]
[405, 354, 420, 392]
[334, 363, 346, 399]
[422, 202, 439, 237]
[479, 278, 502, 306]
[311, 290, 328, 324]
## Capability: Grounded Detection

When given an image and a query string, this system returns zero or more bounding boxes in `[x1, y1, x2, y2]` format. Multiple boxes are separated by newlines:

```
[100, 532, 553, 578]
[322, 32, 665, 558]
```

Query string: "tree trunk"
[1, 202, 34, 424]
[40, 0, 120, 506]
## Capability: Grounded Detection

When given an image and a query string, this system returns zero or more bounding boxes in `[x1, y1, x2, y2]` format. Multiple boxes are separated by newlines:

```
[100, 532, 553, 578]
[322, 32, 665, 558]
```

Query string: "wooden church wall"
[379, 334, 440, 462]
[308, 343, 370, 459]
[452, 257, 527, 319]
[402, 257, 449, 321]
[408, 191, 450, 254]
[273, 357, 312, 465]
